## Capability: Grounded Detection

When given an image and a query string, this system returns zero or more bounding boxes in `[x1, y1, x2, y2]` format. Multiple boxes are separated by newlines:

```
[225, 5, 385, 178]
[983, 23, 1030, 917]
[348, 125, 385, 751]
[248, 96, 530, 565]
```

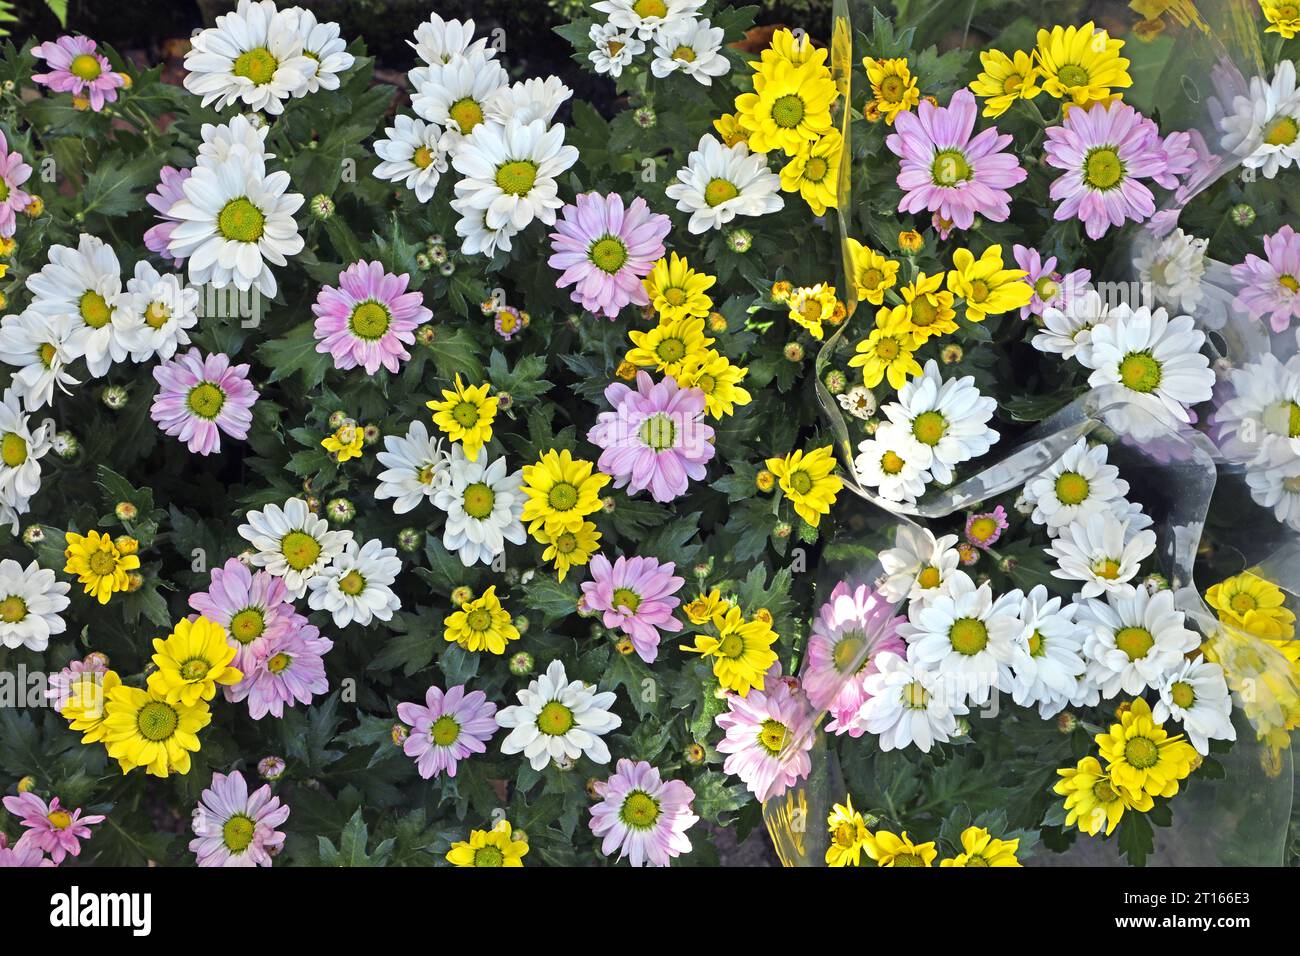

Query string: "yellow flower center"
[552, 531, 578, 555]
[1083, 146, 1125, 191]
[232, 46, 278, 85]
[88, 550, 118, 576]
[1171, 681, 1196, 710]
[222, 814, 256, 852]
[718, 631, 745, 658]
[634, 0, 668, 15]
[1264, 116, 1299, 147]
[430, 714, 461, 746]
[280, 530, 322, 571]
[909, 294, 938, 327]
[39, 342, 57, 368]
[663, 287, 687, 306]
[1054, 471, 1090, 505]
[832, 633, 866, 673]
[349, 301, 391, 340]
[339, 570, 366, 596]
[230, 607, 265, 643]
[1229, 591, 1257, 613]
[620, 790, 661, 829]
[463, 482, 496, 520]
[1, 431, 27, 468]
[495, 160, 538, 196]
[672, 45, 696, 63]
[136, 700, 179, 742]
[1028, 630, 1044, 656]
[879, 74, 905, 103]
[1124, 735, 1159, 769]
[537, 700, 576, 736]
[145, 300, 171, 329]
[187, 382, 225, 419]
[449, 97, 485, 133]
[267, 652, 291, 674]
[547, 481, 578, 512]
[589, 236, 629, 274]
[704, 177, 740, 207]
[1115, 625, 1155, 660]
[1118, 351, 1162, 393]
[916, 565, 941, 589]
[968, 516, 999, 542]
[0, 595, 27, 623]
[912, 410, 947, 446]
[1002, 72, 1024, 94]
[903, 680, 928, 709]
[860, 268, 883, 291]
[968, 280, 990, 304]
[949, 617, 989, 655]
[217, 197, 266, 243]
[758, 717, 789, 754]
[931, 149, 971, 187]
[1092, 777, 1118, 803]
[412, 146, 436, 169]
[79, 290, 112, 329]
[1091, 557, 1122, 580]
[47, 810, 73, 829]
[874, 335, 901, 361]
[892, 852, 926, 867]
[771, 93, 806, 128]
[70, 53, 103, 81]
[612, 586, 642, 614]
[804, 156, 829, 182]
[880, 449, 905, 475]
[1280, 274, 1299, 293]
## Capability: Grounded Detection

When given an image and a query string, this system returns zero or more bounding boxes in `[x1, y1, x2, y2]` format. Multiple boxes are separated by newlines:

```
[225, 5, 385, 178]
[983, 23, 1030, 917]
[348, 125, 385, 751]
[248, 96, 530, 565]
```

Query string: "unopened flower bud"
[391, 724, 409, 746]
[1056, 712, 1079, 734]
[259, 756, 286, 781]
[397, 528, 424, 552]
[326, 497, 355, 524]
[114, 501, 138, 522]
[309, 194, 334, 220]
[509, 651, 534, 676]
[450, 585, 474, 607]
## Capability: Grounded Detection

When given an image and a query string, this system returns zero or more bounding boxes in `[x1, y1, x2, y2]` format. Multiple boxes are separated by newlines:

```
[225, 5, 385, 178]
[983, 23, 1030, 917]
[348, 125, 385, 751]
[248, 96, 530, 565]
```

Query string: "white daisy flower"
[1077, 587, 1200, 699]
[898, 571, 1026, 706]
[1215, 354, 1300, 466]
[587, 22, 645, 78]
[237, 497, 353, 598]
[25, 233, 128, 378]
[592, 0, 704, 39]
[1134, 228, 1207, 315]
[306, 537, 402, 628]
[497, 659, 622, 770]
[1024, 437, 1130, 533]
[1005, 585, 1087, 717]
[166, 151, 305, 298]
[432, 444, 526, 568]
[1153, 654, 1236, 755]
[0, 557, 70, 651]
[1087, 304, 1214, 429]
[489, 76, 573, 126]
[858, 651, 968, 753]
[664, 134, 784, 234]
[374, 420, 450, 514]
[1033, 286, 1106, 365]
[372, 114, 450, 203]
[880, 359, 998, 484]
[408, 13, 491, 67]
[877, 524, 961, 605]
[1045, 512, 1156, 600]
[837, 385, 876, 420]
[650, 18, 730, 86]
[284, 6, 354, 94]
[197, 113, 275, 166]
[1245, 451, 1300, 531]
[450, 116, 579, 233]
[410, 51, 509, 148]
[183, 0, 317, 115]
[451, 195, 519, 259]
[112, 260, 200, 363]
[0, 388, 51, 518]
[1219, 59, 1300, 180]
[854, 422, 933, 504]
[0, 309, 86, 411]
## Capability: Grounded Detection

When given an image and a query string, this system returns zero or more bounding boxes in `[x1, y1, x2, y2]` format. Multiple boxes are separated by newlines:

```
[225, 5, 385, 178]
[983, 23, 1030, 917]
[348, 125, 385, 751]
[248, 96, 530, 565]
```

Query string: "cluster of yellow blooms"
[444, 584, 520, 655]
[773, 280, 846, 341]
[679, 589, 778, 696]
[446, 818, 529, 867]
[521, 448, 609, 583]
[63, 530, 141, 604]
[825, 796, 1022, 866]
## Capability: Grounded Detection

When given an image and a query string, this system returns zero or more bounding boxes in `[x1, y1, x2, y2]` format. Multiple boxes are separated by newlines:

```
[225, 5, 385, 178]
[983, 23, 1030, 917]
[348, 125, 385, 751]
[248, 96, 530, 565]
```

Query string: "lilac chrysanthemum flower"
[589, 758, 699, 867]
[0, 833, 54, 867]
[580, 553, 684, 663]
[1, 793, 104, 865]
[312, 260, 431, 374]
[45, 655, 109, 711]
[1231, 224, 1300, 333]
[31, 36, 125, 112]
[715, 663, 816, 802]
[1012, 244, 1090, 319]
[396, 683, 498, 779]
[189, 770, 290, 867]
[587, 371, 715, 503]
[151, 349, 259, 455]
[1044, 101, 1171, 240]
[964, 505, 1009, 549]
[144, 166, 192, 266]
[0, 130, 32, 239]
[547, 191, 670, 319]
[227, 623, 333, 719]
[800, 582, 905, 737]
[189, 558, 299, 677]
[885, 89, 1026, 231]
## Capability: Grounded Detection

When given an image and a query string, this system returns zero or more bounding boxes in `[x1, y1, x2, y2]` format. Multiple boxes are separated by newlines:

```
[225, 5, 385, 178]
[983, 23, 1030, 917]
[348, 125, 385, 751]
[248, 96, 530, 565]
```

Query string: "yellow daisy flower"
[443, 585, 520, 655]
[1205, 571, 1296, 642]
[825, 796, 872, 867]
[61, 668, 122, 744]
[863, 829, 936, 867]
[758, 26, 826, 69]
[446, 819, 528, 867]
[862, 57, 920, 124]
[765, 445, 843, 527]
[899, 270, 959, 341]
[845, 238, 899, 305]
[848, 305, 923, 390]
[102, 684, 211, 778]
[321, 420, 364, 462]
[735, 57, 837, 155]
[534, 521, 601, 583]
[147, 616, 243, 707]
[1034, 22, 1132, 107]
[1054, 755, 1153, 836]
[939, 826, 1022, 866]
[520, 448, 610, 538]
[946, 245, 1032, 323]
[785, 283, 839, 340]
[682, 588, 732, 626]
[673, 349, 752, 419]
[679, 604, 779, 696]
[713, 112, 749, 147]
[64, 530, 140, 604]
[427, 374, 498, 461]
[1263, 0, 1300, 39]
[780, 129, 842, 216]
[625, 315, 714, 378]
[1095, 697, 1198, 799]
[969, 49, 1041, 117]
[643, 252, 715, 322]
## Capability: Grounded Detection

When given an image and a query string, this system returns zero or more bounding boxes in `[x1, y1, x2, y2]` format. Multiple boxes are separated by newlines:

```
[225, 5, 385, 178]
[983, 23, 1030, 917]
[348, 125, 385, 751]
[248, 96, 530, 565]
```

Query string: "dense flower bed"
[0, 0, 1299, 868]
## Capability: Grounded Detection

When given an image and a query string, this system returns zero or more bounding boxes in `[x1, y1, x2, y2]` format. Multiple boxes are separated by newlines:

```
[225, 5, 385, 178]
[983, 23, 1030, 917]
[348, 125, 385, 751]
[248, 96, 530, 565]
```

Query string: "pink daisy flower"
[715, 663, 816, 803]
[189, 770, 290, 867]
[1, 792, 104, 864]
[396, 683, 498, 780]
[547, 191, 670, 319]
[189, 558, 299, 677]
[0, 130, 32, 239]
[1012, 244, 1090, 319]
[1044, 101, 1168, 240]
[964, 505, 1009, 549]
[587, 371, 715, 503]
[144, 166, 192, 266]
[886, 89, 1026, 231]
[31, 35, 125, 112]
[151, 349, 258, 455]
[0, 833, 54, 867]
[1231, 225, 1300, 333]
[589, 758, 699, 867]
[227, 623, 333, 719]
[800, 582, 905, 737]
[312, 260, 430, 374]
[581, 553, 684, 663]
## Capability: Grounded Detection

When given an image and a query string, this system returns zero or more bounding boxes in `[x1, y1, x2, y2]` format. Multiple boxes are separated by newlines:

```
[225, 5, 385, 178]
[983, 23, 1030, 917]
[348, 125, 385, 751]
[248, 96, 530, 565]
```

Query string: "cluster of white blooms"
[587, 0, 730, 87]
[1214, 353, 1300, 534]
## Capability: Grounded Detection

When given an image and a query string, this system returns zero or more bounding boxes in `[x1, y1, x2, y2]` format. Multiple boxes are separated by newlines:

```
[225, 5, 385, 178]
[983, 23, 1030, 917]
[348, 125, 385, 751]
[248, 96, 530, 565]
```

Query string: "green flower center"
[965, 855, 990, 867]
[537, 700, 575, 736]
[217, 197, 266, 243]
[804, 156, 829, 182]
[222, 814, 257, 852]
[875, 336, 901, 361]
[0, 595, 28, 623]
[1055, 471, 1090, 505]
[70, 53, 103, 81]
[1083, 146, 1125, 191]
[931, 148, 972, 187]
[79, 290, 112, 329]
[832, 633, 866, 673]
[548, 481, 578, 512]
[230, 607, 265, 644]
[180, 658, 210, 681]
[495, 160, 538, 196]
[280, 530, 322, 571]
[462, 482, 496, 520]
[620, 791, 661, 829]
[1115, 626, 1155, 661]
[968, 280, 990, 303]
[637, 413, 677, 452]
[703, 177, 739, 207]
[430, 714, 461, 747]
[589, 236, 628, 274]
[655, 337, 687, 364]
[232, 46, 278, 85]
[187, 382, 225, 420]
[1171, 681, 1196, 710]
[338, 570, 366, 596]
[1124, 736, 1159, 769]
[1264, 116, 1299, 147]
[612, 586, 641, 613]
[1035, 276, 1060, 300]
[771, 93, 806, 128]
[788, 469, 814, 495]
[892, 853, 926, 867]
[136, 700, 179, 742]
[1285, 476, 1300, 494]
[451, 400, 480, 428]
[1229, 591, 1257, 613]
[1093, 777, 1118, 802]
[466, 608, 492, 631]
[909, 295, 938, 327]
[267, 652, 291, 674]
[88, 550, 117, 576]
[449, 97, 485, 133]
[1056, 63, 1090, 88]
[912, 410, 947, 446]
[1118, 351, 1162, 393]
[349, 301, 391, 340]
[718, 632, 745, 658]
[879, 75, 905, 103]
[1, 432, 27, 468]
[949, 617, 989, 655]
[473, 845, 504, 866]
[758, 717, 789, 755]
